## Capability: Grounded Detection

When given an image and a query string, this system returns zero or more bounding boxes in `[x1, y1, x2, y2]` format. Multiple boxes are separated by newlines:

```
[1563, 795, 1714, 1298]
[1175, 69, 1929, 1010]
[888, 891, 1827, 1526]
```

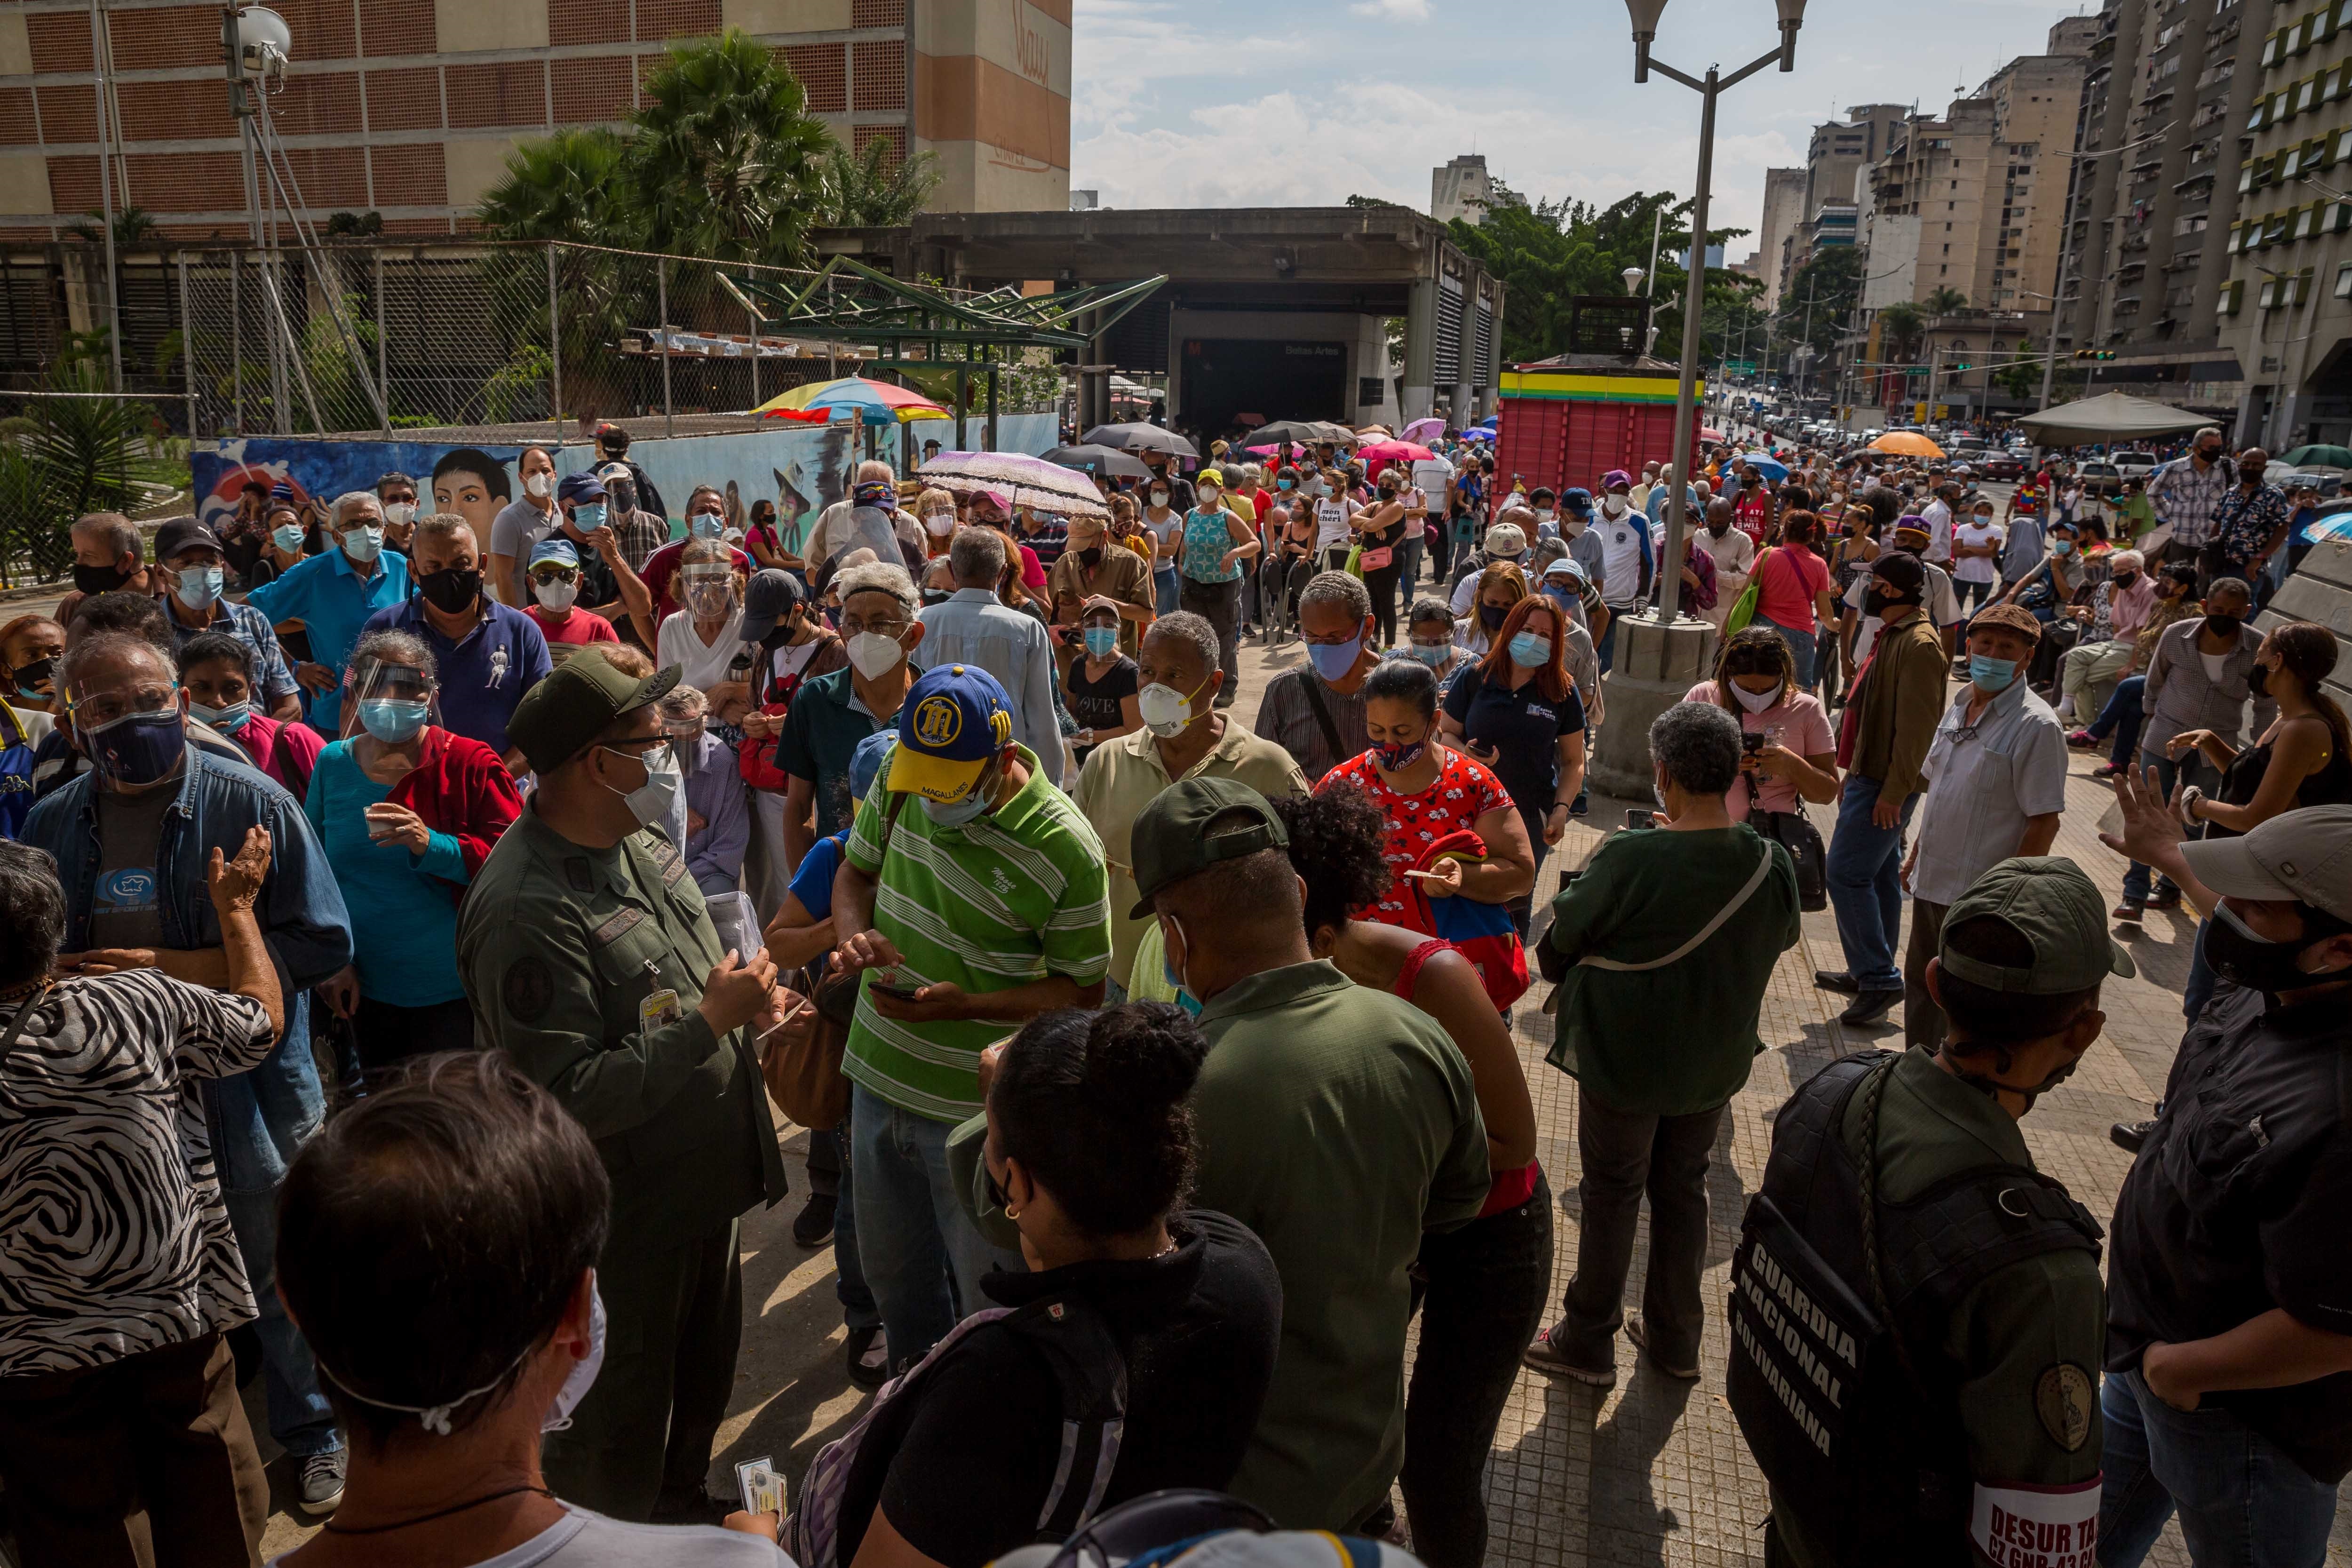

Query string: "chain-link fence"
[0, 239, 1075, 585]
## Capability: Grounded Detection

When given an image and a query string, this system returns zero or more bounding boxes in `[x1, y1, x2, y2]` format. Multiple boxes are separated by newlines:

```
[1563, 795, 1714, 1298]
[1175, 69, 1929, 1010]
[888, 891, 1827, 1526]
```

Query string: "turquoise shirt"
[1180, 507, 1241, 583]
[302, 740, 468, 1007]
[245, 546, 411, 733]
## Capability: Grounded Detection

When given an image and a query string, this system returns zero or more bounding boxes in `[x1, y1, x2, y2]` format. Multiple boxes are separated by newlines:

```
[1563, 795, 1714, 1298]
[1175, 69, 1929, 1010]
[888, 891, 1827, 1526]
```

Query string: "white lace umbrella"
[917, 451, 1112, 519]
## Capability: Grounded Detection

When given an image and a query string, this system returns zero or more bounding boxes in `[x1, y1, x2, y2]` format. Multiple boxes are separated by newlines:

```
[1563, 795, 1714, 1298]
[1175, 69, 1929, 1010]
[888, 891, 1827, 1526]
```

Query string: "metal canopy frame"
[721, 257, 1166, 452]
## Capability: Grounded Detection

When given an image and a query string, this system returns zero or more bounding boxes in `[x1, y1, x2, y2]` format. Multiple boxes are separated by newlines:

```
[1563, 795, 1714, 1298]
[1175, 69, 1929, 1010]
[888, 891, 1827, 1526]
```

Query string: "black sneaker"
[792, 1192, 837, 1250]
[296, 1449, 346, 1516]
[1625, 1314, 1700, 1380]
[845, 1325, 890, 1391]
[1813, 969, 1862, 995]
[1838, 988, 1903, 1027]
[1521, 1320, 1616, 1387]
[2111, 1119, 2155, 1154]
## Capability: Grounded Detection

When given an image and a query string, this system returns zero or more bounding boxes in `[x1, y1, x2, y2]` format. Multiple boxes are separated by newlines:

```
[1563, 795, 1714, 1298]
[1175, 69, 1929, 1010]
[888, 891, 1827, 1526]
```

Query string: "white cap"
[2180, 804, 2352, 923]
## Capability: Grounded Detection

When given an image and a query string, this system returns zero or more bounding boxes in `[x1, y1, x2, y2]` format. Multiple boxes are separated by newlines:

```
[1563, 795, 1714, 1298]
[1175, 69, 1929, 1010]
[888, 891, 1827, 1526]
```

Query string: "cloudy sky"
[1069, 0, 2098, 256]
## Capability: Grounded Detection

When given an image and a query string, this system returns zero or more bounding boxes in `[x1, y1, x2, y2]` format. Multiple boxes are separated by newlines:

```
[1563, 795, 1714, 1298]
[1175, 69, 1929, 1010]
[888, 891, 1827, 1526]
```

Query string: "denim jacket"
[23, 747, 353, 1194]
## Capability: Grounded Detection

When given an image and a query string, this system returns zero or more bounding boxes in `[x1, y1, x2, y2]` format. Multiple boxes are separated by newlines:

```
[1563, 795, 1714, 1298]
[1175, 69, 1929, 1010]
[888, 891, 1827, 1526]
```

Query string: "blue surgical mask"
[1162, 914, 1202, 1014]
[271, 524, 304, 553]
[1307, 633, 1364, 682]
[359, 697, 429, 743]
[1509, 632, 1551, 669]
[188, 696, 253, 732]
[571, 502, 606, 532]
[1277, 477, 1294, 491]
[1408, 641, 1450, 667]
[340, 525, 384, 564]
[690, 512, 725, 541]
[921, 765, 996, 828]
[1083, 626, 1119, 657]
[2051, 538, 2074, 555]
[1968, 654, 2020, 692]
[173, 565, 225, 612]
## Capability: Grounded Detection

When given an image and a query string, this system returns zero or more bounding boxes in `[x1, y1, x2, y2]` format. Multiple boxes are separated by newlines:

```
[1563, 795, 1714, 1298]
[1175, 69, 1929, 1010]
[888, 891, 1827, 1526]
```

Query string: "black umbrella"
[1242, 419, 1359, 448]
[1045, 443, 1152, 479]
[1081, 422, 1199, 459]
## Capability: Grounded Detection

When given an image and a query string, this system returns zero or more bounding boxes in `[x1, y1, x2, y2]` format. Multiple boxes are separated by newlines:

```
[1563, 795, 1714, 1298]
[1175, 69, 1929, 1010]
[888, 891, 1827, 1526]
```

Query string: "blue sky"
[1069, 0, 2098, 257]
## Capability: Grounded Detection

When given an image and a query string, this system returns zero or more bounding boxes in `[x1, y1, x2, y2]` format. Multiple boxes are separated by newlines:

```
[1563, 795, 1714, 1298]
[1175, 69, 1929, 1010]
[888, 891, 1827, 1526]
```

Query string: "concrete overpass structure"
[813, 206, 1506, 432]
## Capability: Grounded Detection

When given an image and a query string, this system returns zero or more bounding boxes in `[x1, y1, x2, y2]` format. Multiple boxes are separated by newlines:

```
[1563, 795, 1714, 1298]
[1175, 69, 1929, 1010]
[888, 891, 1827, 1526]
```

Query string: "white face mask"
[1150, 489, 1170, 508]
[1603, 496, 1628, 517]
[1732, 682, 1780, 714]
[381, 501, 416, 528]
[603, 744, 681, 831]
[923, 509, 955, 537]
[524, 471, 554, 500]
[848, 630, 908, 680]
[1136, 678, 1204, 737]
[533, 578, 580, 612]
[542, 1277, 606, 1432]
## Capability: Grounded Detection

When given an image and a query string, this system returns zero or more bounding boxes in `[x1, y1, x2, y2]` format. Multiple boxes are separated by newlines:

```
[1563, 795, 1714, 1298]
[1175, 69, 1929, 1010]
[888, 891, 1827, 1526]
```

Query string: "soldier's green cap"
[1127, 776, 1287, 918]
[1939, 856, 2135, 994]
[507, 646, 679, 774]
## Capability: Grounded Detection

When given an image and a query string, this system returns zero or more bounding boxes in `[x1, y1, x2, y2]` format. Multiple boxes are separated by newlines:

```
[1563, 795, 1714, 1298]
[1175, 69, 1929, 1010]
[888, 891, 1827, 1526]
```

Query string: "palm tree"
[624, 30, 830, 267]
[65, 206, 160, 251]
[1878, 302, 1927, 364]
[1923, 285, 1970, 317]
[818, 136, 943, 228]
[477, 128, 639, 246]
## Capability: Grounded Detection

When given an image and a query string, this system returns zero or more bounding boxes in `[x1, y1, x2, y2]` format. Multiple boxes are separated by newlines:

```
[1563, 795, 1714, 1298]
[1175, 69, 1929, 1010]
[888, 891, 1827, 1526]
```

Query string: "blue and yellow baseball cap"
[890, 664, 1014, 801]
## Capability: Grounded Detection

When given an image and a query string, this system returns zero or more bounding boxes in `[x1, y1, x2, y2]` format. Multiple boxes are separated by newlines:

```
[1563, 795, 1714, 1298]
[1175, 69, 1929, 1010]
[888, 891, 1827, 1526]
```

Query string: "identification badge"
[640, 987, 682, 1030]
[735, 1455, 785, 1516]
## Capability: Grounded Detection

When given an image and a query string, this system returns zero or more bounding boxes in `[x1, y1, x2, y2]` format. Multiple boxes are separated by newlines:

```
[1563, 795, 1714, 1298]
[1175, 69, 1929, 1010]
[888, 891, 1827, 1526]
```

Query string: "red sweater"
[384, 726, 525, 885]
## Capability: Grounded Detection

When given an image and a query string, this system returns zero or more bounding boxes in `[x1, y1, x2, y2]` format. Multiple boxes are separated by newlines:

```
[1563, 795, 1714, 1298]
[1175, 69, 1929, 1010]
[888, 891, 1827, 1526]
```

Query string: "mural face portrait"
[431, 448, 511, 537]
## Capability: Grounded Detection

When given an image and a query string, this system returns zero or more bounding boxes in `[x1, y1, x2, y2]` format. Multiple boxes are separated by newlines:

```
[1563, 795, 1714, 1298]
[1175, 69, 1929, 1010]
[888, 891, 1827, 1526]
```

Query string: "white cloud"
[1349, 0, 1430, 18]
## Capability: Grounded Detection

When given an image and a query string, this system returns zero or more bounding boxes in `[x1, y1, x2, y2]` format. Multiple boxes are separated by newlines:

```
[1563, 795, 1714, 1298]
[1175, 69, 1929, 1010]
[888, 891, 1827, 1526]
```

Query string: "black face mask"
[2205, 901, 2346, 995]
[2111, 572, 2138, 590]
[11, 654, 56, 698]
[1862, 587, 1897, 618]
[759, 615, 799, 652]
[2204, 612, 2242, 637]
[419, 566, 482, 614]
[1076, 546, 1103, 568]
[1478, 604, 1508, 630]
[2239, 466, 2265, 485]
[73, 561, 129, 596]
[2247, 663, 2271, 699]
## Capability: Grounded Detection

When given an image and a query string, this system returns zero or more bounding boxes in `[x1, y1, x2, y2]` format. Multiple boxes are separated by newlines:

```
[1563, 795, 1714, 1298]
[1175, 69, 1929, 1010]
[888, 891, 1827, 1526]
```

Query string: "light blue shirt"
[915, 587, 1063, 768]
[245, 546, 412, 734]
[301, 740, 468, 1007]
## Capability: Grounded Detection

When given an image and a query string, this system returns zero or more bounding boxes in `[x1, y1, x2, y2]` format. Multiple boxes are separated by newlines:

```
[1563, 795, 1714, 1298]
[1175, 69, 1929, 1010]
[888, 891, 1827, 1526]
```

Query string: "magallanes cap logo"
[913, 693, 963, 750]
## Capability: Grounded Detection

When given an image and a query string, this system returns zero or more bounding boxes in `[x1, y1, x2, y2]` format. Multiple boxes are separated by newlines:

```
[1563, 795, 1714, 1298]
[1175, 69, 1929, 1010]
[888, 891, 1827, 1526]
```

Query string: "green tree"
[625, 30, 831, 267]
[1923, 285, 1970, 316]
[0, 349, 150, 584]
[1877, 302, 1927, 366]
[477, 127, 640, 246]
[65, 206, 159, 250]
[1773, 246, 1864, 362]
[819, 136, 944, 228]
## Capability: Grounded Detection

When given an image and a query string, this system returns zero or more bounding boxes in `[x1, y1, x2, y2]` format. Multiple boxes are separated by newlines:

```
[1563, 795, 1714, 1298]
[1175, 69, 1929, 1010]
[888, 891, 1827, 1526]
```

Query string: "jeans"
[807, 1121, 880, 1333]
[2087, 675, 2146, 764]
[1759, 615, 1818, 689]
[1153, 565, 1180, 616]
[1826, 774, 1920, 993]
[2098, 1368, 2339, 1568]
[1597, 609, 1632, 674]
[2123, 755, 2191, 903]
[850, 1082, 1024, 1365]
[1398, 532, 1426, 589]
[1402, 1175, 1554, 1568]
[1179, 575, 1242, 702]
[220, 1185, 339, 1458]
[1557, 1091, 1727, 1373]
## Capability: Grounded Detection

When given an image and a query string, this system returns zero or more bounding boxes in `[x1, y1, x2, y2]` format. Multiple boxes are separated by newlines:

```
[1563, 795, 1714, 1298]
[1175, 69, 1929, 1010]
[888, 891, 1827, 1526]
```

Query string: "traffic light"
[2074, 349, 2116, 361]
[1950, 361, 1971, 372]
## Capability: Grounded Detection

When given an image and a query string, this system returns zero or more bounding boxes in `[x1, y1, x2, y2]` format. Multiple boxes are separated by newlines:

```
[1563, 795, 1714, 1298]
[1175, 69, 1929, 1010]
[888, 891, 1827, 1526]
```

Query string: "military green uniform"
[460, 801, 787, 1519]
[1767, 1045, 2106, 1568]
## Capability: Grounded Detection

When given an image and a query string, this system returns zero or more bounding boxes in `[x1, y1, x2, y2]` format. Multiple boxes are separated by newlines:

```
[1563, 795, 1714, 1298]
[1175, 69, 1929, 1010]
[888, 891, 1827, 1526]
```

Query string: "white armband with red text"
[1970, 1477, 2100, 1568]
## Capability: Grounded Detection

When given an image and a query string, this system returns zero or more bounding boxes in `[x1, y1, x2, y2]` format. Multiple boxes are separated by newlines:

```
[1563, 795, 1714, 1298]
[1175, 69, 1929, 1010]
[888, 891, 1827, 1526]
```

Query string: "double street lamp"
[1589, 0, 1807, 796]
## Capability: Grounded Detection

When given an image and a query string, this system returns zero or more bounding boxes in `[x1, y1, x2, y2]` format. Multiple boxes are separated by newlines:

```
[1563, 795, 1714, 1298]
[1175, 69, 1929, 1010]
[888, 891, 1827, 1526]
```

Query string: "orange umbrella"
[1869, 431, 1946, 458]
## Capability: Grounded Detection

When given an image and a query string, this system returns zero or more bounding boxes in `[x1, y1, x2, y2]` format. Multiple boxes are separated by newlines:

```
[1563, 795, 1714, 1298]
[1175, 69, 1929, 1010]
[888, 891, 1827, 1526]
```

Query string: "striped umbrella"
[917, 451, 1112, 519]
[757, 376, 946, 423]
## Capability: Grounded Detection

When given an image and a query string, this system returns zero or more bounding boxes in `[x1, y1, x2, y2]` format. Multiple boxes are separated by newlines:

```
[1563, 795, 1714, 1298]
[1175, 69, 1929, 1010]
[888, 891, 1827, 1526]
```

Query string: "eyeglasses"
[528, 567, 580, 585]
[69, 682, 176, 727]
[839, 613, 909, 637]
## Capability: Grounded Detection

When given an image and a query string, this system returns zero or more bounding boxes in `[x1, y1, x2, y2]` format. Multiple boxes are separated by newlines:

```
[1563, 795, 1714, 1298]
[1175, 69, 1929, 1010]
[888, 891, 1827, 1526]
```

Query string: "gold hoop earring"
[1005, 1206, 1021, 1221]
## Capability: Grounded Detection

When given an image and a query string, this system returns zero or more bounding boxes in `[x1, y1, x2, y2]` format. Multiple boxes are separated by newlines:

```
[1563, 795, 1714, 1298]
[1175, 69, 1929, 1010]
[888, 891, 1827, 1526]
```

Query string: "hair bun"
[1084, 1004, 1209, 1108]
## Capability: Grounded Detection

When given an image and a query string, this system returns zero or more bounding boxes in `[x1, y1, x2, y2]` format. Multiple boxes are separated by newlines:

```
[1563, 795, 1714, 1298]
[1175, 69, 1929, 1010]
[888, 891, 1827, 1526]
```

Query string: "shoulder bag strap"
[0, 980, 55, 1059]
[1576, 841, 1776, 972]
[1297, 673, 1346, 769]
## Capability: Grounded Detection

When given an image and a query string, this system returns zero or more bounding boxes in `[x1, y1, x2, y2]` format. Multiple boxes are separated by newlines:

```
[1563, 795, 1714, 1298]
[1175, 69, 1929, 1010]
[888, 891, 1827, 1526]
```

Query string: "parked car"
[1981, 453, 2026, 481]
[2277, 468, 2347, 498]
[2077, 461, 2125, 497]
[2112, 451, 2159, 480]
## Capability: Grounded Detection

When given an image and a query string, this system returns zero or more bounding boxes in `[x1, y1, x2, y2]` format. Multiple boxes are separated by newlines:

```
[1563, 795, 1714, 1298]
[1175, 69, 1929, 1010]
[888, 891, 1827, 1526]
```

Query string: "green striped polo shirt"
[842, 744, 1112, 1121]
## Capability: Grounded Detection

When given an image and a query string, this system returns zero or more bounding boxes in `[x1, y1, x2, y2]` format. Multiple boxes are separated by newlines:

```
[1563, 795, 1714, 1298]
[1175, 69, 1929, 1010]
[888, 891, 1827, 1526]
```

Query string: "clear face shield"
[343, 656, 439, 746]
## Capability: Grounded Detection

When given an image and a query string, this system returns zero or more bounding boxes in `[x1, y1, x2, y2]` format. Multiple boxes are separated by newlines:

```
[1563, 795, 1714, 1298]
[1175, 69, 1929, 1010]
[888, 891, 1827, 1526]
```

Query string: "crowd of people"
[0, 407, 2349, 1568]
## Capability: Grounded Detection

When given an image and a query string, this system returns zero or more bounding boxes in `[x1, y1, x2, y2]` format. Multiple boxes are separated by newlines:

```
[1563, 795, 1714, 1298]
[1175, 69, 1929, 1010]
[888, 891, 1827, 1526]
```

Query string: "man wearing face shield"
[459, 646, 789, 1522]
[592, 422, 667, 525]
[829, 663, 1112, 1367]
[358, 514, 552, 772]
[246, 492, 413, 735]
[639, 486, 754, 621]
[2095, 794, 2352, 1568]
[1730, 856, 2119, 1568]
[1075, 610, 1307, 998]
[153, 517, 304, 721]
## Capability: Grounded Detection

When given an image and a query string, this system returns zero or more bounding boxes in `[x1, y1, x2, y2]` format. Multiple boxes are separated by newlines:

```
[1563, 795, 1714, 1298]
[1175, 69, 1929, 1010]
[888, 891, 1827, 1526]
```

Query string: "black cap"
[506, 647, 679, 773]
[738, 569, 806, 644]
[1871, 551, 1927, 597]
[1127, 777, 1289, 918]
[153, 516, 222, 563]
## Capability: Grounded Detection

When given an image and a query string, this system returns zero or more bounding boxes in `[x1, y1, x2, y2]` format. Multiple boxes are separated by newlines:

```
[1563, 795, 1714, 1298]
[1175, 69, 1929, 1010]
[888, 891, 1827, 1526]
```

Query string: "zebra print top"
[0, 970, 278, 1377]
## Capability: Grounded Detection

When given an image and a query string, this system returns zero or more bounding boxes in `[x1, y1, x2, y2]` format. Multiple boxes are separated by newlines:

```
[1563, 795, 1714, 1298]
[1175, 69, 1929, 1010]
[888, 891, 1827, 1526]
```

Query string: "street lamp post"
[1591, 0, 1805, 798]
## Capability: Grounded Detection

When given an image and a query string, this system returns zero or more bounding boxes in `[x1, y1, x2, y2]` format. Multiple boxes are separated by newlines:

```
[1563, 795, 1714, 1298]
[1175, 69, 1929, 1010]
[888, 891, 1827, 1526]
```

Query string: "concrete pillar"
[1402, 277, 1438, 422]
[1589, 611, 1719, 799]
